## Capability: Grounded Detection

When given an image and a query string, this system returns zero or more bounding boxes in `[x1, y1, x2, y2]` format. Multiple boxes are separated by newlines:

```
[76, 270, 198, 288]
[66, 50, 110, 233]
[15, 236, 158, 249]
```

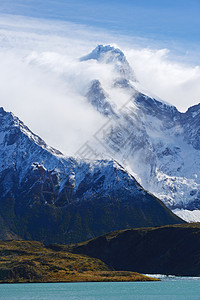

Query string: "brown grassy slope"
[0, 240, 158, 283]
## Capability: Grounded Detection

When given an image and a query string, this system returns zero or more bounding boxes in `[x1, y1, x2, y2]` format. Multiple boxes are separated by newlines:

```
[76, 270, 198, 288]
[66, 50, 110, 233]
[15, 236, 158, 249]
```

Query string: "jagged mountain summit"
[80, 44, 200, 221]
[0, 107, 183, 243]
[81, 44, 136, 82]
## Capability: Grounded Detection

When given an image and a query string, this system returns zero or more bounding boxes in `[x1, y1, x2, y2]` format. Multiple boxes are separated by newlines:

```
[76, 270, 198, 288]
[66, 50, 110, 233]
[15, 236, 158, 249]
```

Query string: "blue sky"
[1, 0, 200, 60]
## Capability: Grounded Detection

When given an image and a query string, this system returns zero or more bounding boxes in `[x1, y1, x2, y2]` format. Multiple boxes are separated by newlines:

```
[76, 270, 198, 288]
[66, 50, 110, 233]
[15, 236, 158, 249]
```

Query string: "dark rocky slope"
[71, 223, 200, 276]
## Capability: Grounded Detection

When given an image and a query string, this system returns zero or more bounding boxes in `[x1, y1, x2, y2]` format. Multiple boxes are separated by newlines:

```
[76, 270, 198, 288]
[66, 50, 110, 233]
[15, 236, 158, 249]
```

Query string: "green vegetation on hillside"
[0, 240, 158, 283]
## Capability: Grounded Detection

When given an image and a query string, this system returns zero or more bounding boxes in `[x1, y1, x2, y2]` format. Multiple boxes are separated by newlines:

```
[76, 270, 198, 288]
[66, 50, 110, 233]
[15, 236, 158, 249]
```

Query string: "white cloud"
[0, 50, 109, 155]
[126, 48, 200, 112]
[0, 14, 199, 156]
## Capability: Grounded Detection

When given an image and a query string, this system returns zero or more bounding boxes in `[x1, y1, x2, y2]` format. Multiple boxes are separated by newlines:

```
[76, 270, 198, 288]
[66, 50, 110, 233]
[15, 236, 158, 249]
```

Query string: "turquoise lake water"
[0, 277, 200, 299]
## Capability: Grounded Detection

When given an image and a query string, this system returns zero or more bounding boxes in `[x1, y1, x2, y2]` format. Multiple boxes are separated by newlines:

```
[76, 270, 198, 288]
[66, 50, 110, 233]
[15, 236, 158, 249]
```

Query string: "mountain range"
[0, 43, 199, 244]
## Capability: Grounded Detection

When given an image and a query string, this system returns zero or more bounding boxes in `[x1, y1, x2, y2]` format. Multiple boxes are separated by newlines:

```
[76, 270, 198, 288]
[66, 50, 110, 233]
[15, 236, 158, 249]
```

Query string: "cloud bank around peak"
[126, 48, 200, 111]
[0, 14, 200, 156]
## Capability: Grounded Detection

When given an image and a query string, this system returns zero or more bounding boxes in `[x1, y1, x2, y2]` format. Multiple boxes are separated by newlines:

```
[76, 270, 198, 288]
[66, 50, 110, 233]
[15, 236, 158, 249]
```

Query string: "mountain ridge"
[0, 106, 184, 244]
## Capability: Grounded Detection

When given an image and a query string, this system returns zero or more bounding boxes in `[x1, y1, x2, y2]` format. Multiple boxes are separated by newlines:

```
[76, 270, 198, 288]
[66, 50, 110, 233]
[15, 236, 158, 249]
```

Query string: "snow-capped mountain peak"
[81, 45, 126, 63]
[78, 46, 200, 222]
[0, 107, 62, 157]
[80, 44, 136, 81]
